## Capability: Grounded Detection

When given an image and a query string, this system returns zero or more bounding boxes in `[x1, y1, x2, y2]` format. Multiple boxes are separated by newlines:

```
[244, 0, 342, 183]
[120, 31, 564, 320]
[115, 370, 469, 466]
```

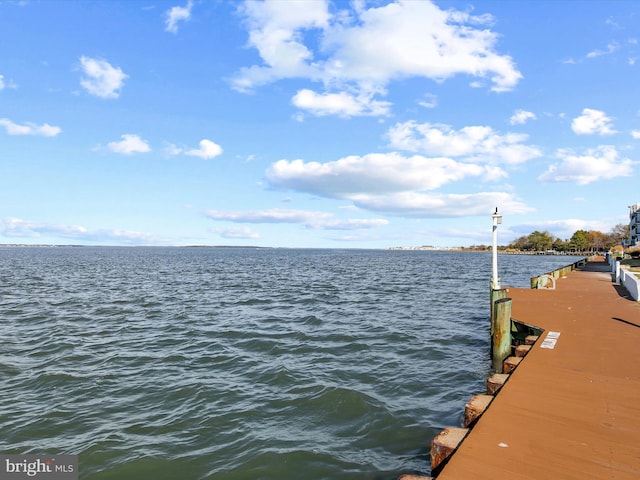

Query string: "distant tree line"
[502, 224, 629, 253]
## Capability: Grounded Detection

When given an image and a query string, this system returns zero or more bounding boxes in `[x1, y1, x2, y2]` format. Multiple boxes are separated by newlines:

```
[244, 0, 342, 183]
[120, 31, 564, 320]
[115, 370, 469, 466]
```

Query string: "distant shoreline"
[0, 244, 592, 255]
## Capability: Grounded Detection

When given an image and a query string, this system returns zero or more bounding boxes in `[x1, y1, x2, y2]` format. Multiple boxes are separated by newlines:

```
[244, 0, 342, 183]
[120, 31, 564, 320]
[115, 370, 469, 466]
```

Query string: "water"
[0, 247, 579, 479]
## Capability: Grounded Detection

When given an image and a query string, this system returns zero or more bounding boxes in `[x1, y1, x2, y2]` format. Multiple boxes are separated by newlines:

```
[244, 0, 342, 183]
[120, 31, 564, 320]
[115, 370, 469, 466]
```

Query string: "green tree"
[569, 229, 590, 252]
[552, 237, 569, 252]
[528, 230, 554, 251]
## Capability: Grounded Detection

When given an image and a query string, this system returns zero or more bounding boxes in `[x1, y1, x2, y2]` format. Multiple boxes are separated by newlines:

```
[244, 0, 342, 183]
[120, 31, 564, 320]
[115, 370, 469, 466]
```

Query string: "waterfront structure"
[625, 202, 640, 247]
[420, 258, 640, 480]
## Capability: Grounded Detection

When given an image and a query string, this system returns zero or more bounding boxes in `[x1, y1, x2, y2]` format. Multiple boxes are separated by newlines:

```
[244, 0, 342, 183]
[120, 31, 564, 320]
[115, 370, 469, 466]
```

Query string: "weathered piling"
[430, 427, 468, 474]
[486, 373, 509, 394]
[463, 395, 493, 427]
[489, 287, 508, 335]
[491, 298, 512, 372]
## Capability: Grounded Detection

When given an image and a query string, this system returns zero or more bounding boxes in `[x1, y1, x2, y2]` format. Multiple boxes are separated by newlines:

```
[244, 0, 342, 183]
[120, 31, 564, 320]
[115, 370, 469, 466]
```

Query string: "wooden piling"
[430, 427, 468, 474]
[486, 373, 509, 395]
[503, 356, 522, 373]
[491, 298, 512, 373]
[463, 394, 493, 427]
[515, 344, 532, 357]
[489, 287, 508, 335]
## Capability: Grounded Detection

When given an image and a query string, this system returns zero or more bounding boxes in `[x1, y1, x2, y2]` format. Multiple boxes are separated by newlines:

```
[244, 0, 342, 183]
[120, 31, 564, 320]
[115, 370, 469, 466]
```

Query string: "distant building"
[626, 203, 640, 247]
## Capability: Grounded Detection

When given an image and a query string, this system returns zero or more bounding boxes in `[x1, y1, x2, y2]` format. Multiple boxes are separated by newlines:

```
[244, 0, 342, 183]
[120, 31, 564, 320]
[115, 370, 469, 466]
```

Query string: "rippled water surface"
[0, 247, 579, 479]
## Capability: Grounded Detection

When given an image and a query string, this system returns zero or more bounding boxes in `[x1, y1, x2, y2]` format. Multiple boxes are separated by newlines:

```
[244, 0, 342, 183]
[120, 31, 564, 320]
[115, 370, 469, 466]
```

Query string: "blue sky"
[1, 0, 639, 248]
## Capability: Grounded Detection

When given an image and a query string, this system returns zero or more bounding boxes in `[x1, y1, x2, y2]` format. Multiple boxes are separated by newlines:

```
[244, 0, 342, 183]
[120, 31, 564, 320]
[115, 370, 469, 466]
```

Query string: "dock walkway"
[438, 259, 640, 479]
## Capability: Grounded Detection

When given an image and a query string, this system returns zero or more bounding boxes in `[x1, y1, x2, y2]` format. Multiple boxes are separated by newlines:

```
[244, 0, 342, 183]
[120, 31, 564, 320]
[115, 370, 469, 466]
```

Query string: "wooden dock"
[435, 259, 640, 479]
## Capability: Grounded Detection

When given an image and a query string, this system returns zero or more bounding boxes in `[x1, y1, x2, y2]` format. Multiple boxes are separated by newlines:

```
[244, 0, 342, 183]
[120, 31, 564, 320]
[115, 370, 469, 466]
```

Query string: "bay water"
[0, 247, 579, 479]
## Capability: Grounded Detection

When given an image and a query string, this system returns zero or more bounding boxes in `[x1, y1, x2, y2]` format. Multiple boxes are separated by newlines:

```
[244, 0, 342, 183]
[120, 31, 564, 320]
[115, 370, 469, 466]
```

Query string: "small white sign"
[540, 331, 561, 349]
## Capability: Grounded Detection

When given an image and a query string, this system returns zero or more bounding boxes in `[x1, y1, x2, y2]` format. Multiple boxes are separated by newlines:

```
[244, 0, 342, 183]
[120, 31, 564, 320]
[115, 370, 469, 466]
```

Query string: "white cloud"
[509, 109, 536, 125]
[79, 56, 128, 99]
[263, 147, 535, 218]
[107, 134, 151, 155]
[0, 217, 87, 238]
[386, 121, 541, 164]
[565, 41, 622, 64]
[205, 208, 333, 224]
[318, 218, 389, 230]
[204, 208, 388, 230]
[232, 0, 329, 92]
[165, 1, 193, 34]
[538, 145, 634, 185]
[0, 118, 61, 137]
[323, 1, 521, 91]
[631, 130, 640, 139]
[163, 143, 184, 156]
[418, 93, 438, 109]
[291, 88, 391, 117]
[233, 0, 522, 115]
[0, 217, 156, 244]
[185, 139, 223, 159]
[586, 41, 619, 59]
[348, 191, 532, 217]
[266, 153, 489, 197]
[571, 108, 616, 135]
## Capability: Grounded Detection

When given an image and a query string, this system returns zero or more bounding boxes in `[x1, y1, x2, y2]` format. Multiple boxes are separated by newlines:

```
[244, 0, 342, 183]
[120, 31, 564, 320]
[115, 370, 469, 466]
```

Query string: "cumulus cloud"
[0, 217, 156, 244]
[107, 134, 151, 155]
[233, 0, 522, 116]
[291, 88, 391, 117]
[165, 139, 224, 159]
[538, 145, 634, 184]
[266, 153, 490, 197]
[509, 109, 536, 125]
[232, 0, 329, 91]
[165, 1, 193, 34]
[185, 139, 223, 159]
[632, 130, 640, 139]
[263, 145, 534, 218]
[386, 121, 542, 164]
[79, 56, 128, 99]
[571, 108, 616, 135]
[0, 118, 61, 137]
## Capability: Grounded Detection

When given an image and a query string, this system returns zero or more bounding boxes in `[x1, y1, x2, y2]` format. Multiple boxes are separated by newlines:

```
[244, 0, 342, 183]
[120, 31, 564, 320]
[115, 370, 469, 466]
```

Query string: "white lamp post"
[491, 207, 502, 290]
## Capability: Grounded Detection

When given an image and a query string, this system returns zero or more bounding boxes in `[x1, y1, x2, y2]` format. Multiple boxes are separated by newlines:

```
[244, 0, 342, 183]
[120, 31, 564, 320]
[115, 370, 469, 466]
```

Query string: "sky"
[1, 0, 639, 248]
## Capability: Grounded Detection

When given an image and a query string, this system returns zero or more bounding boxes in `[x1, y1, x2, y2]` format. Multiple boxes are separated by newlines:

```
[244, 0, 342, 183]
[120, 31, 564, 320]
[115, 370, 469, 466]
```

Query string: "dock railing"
[529, 257, 589, 289]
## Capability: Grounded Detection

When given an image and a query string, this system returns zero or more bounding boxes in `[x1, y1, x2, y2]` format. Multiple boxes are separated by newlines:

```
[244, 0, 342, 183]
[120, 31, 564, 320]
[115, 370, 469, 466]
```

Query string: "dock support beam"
[491, 298, 512, 373]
